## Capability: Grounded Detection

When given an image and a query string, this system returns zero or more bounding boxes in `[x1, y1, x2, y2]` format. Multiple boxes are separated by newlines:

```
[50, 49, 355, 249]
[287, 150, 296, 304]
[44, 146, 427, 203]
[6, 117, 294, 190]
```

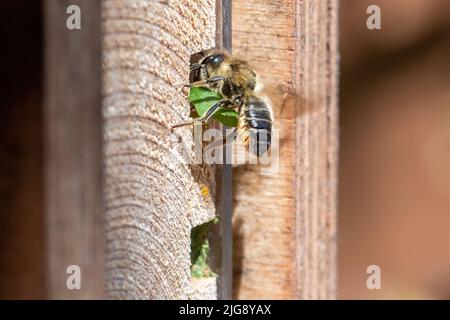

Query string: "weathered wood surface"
[44, 0, 104, 299]
[102, 0, 219, 299]
[232, 0, 339, 299]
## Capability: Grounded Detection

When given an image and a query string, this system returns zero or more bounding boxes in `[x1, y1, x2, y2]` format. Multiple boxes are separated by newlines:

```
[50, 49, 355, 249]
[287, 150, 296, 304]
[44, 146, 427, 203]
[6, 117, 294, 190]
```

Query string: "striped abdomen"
[237, 96, 272, 156]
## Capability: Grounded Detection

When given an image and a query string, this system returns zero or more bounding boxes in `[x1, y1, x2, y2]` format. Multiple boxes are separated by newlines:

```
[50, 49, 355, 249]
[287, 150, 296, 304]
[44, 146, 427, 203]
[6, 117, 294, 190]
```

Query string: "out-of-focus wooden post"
[44, 0, 104, 299]
[232, 0, 339, 299]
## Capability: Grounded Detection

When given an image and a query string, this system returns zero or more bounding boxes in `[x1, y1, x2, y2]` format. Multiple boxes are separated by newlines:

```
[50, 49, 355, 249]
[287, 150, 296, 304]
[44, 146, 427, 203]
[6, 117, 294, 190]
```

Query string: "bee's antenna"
[172, 122, 192, 129]
[190, 63, 202, 70]
[171, 119, 209, 130]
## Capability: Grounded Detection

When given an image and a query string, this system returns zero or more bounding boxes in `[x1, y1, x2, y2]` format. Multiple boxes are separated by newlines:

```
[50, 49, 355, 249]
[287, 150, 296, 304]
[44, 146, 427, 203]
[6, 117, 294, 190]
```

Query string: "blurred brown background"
[0, 0, 450, 299]
[0, 0, 44, 299]
[339, 0, 450, 299]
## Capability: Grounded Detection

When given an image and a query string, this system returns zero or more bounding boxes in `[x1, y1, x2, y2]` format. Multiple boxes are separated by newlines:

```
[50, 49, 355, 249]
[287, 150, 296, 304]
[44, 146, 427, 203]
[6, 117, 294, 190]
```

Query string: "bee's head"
[201, 53, 225, 75]
[189, 52, 227, 82]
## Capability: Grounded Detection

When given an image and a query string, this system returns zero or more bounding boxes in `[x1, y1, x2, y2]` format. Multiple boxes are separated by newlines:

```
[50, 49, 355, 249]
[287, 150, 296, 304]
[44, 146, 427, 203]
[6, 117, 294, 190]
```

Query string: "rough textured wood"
[44, 0, 104, 299]
[232, 0, 339, 299]
[102, 0, 218, 299]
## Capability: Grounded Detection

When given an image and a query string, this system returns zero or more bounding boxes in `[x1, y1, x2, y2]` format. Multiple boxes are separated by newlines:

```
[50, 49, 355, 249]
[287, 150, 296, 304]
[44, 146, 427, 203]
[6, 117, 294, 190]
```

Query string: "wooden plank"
[102, 0, 220, 299]
[44, 0, 103, 299]
[232, 0, 339, 299]
[211, 0, 233, 300]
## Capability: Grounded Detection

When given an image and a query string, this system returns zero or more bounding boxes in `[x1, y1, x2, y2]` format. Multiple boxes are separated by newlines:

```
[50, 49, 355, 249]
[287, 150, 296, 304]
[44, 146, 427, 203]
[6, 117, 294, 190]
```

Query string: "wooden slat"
[212, 0, 233, 300]
[232, 0, 339, 299]
[44, 0, 103, 299]
[102, 0, 220, 299]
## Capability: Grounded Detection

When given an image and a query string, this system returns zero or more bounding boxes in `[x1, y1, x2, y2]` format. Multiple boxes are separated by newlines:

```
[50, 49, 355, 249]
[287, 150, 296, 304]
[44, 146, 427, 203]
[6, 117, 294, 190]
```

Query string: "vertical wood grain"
[44, 0, 103, 299]
[232, 0, 339, 299]
[295, 0, 339, 300]
[102, 0, 219, 299]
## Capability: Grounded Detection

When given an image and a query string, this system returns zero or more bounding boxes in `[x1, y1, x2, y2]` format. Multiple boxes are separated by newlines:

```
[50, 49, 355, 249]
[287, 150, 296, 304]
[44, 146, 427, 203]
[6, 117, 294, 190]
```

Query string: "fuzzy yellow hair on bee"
[186, 50, 273, 157]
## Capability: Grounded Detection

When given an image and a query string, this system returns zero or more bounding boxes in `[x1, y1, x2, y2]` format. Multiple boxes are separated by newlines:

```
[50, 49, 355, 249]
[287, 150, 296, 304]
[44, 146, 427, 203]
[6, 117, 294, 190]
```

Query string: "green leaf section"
[190, 217, 219, 278]
[189, 87, 238, 128]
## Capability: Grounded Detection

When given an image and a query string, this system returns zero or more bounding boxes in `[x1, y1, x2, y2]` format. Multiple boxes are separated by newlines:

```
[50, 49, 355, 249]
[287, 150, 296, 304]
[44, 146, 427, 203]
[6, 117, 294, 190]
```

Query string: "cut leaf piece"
[189, 87, 238, 128]
[213, 108, 238, 128]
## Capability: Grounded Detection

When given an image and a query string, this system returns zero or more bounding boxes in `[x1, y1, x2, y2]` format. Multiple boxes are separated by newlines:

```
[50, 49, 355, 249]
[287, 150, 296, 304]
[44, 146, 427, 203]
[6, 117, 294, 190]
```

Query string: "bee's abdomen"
[238, 96, 272, 156]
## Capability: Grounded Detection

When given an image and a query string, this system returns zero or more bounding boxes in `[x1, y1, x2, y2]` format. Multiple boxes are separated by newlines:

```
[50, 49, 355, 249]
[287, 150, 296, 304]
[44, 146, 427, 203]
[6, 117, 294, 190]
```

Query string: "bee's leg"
[171, 121, 207, 130]
[171, 99, 232, 129]
[183, 76, 225, 88]
[202, 99, 232, 120]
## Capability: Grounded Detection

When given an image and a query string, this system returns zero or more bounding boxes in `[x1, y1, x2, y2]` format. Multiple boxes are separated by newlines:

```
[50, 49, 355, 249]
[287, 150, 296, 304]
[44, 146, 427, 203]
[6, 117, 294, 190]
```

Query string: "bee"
[173, 50, 273, 157]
